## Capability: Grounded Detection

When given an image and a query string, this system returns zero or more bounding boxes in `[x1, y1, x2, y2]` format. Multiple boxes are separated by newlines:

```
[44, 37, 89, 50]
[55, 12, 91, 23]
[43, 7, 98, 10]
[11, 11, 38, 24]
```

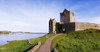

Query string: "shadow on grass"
[23, 45, 34, 52]
[23, 43, 38, 52]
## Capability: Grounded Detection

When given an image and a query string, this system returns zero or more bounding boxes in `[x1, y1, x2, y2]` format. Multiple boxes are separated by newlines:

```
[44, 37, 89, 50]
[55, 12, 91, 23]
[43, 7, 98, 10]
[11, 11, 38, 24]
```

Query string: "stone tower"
[49, 19, 56, 33]
[60, 9, 75, 23]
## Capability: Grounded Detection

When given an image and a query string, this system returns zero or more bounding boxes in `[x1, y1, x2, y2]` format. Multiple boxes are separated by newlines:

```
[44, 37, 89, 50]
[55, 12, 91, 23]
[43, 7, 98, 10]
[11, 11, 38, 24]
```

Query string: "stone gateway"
[49, 9, 100, 33]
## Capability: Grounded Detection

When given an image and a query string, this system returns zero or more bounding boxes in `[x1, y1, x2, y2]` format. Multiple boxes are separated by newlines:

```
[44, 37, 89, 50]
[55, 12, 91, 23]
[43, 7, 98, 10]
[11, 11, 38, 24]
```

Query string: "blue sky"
[0, 0, 100, 32]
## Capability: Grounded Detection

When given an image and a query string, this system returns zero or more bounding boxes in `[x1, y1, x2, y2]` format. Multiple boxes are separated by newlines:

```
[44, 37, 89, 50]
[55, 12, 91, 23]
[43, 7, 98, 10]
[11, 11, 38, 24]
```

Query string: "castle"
[49, 9, 100, 33]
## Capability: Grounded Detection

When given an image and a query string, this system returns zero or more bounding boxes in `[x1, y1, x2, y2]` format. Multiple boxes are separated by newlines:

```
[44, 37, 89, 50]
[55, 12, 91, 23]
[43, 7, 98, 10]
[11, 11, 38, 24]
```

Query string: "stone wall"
[65, 22, 75, 33]
[75, 22, 100, 31]
[56, 22, 100, 33]
[56, 22, 75, 33]
[56, 23, 63, 33]
[28, 41, 41, 52]
[69, 11, 75, 22]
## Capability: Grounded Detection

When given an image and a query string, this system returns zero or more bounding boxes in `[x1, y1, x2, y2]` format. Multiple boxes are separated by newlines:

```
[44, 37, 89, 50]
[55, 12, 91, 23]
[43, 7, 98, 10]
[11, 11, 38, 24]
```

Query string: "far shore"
[0, 32, 47, 35]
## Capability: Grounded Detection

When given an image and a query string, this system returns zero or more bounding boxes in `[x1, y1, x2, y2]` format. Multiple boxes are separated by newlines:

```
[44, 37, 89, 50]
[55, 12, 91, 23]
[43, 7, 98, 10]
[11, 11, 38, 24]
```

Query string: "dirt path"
[36, 34, 61, 52]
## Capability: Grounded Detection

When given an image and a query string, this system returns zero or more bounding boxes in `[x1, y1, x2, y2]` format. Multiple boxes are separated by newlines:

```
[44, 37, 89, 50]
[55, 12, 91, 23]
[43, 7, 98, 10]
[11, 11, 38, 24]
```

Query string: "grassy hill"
[52, 29, 100, 52]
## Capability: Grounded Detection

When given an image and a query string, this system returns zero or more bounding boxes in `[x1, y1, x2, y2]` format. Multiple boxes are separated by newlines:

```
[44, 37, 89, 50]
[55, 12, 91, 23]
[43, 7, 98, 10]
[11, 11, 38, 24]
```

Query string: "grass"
[52, 34, 67, 49]
[0, 33, 55, 52]
[52, 29, 100, 52]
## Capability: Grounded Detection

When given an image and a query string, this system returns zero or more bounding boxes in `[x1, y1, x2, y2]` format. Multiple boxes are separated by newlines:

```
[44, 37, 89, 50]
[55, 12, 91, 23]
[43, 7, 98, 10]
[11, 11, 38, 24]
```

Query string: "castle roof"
[64, 9, 69, 12]
[50, 18, 56, 21]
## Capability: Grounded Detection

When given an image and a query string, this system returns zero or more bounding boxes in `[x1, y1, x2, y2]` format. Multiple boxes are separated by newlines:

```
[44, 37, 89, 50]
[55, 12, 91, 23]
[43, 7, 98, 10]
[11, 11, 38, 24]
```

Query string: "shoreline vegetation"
[0, 31, 47, 35]
[0, 33, 55, 52]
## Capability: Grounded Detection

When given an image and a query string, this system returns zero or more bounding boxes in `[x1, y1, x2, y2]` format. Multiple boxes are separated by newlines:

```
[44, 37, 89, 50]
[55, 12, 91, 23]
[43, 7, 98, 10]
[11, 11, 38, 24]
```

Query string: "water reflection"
[0, 34, 46, 46]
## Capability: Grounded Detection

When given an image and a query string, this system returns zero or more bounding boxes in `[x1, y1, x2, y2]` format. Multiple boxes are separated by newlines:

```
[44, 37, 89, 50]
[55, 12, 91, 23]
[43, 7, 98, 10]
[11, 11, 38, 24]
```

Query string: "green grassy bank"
[0, 33, 55, 52]
[0, 32, 9, 34]
[52, 29, 100, 52]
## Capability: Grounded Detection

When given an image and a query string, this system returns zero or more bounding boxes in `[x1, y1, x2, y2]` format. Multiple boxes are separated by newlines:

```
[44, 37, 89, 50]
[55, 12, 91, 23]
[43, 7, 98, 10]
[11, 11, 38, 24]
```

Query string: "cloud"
[90, 16, 100, 24]
[0, 20, 32, 31]
[0, 0, 62, 32]
[67, 1, 91, 11]
[76, 15, 100, 24]
[0, 11, 8, 16]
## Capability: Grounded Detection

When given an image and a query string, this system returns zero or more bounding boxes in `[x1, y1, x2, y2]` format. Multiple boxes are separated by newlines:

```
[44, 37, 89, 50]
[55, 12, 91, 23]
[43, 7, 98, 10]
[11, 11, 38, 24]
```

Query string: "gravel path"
[36, 34, 61, 52]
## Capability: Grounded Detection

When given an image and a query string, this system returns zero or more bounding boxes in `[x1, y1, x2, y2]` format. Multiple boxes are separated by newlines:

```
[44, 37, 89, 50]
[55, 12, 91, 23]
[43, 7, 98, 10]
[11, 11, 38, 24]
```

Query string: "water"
[0, 33, 46, 46]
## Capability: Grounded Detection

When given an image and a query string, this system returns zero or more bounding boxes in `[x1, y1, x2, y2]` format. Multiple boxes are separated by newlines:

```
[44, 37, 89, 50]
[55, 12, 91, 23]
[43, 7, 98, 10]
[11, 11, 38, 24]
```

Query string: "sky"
[0, 0, 100, 32]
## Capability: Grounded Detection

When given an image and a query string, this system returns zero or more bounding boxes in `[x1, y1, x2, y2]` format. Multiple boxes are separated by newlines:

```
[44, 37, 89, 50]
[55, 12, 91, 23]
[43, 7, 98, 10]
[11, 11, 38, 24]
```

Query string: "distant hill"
[0, 31, 47, 35]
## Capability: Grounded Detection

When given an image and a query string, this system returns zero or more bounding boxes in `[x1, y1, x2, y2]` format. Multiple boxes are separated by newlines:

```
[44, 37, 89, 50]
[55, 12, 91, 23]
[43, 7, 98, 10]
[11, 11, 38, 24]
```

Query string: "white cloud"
[76, 15, 100, 24]
[0, 1, 62, 32]
[0, 11, 8, 16]
[90, 16, 100, 24]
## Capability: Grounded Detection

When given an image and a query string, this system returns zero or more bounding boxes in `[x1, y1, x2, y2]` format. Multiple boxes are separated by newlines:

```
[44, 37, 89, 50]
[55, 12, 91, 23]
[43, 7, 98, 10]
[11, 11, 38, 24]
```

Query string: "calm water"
[0, 33, 46, 46]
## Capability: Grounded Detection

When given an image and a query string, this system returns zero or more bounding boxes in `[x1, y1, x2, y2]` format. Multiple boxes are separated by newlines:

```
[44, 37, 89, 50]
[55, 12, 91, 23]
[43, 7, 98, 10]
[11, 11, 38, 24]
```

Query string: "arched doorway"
[62, 28, 66, 33]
